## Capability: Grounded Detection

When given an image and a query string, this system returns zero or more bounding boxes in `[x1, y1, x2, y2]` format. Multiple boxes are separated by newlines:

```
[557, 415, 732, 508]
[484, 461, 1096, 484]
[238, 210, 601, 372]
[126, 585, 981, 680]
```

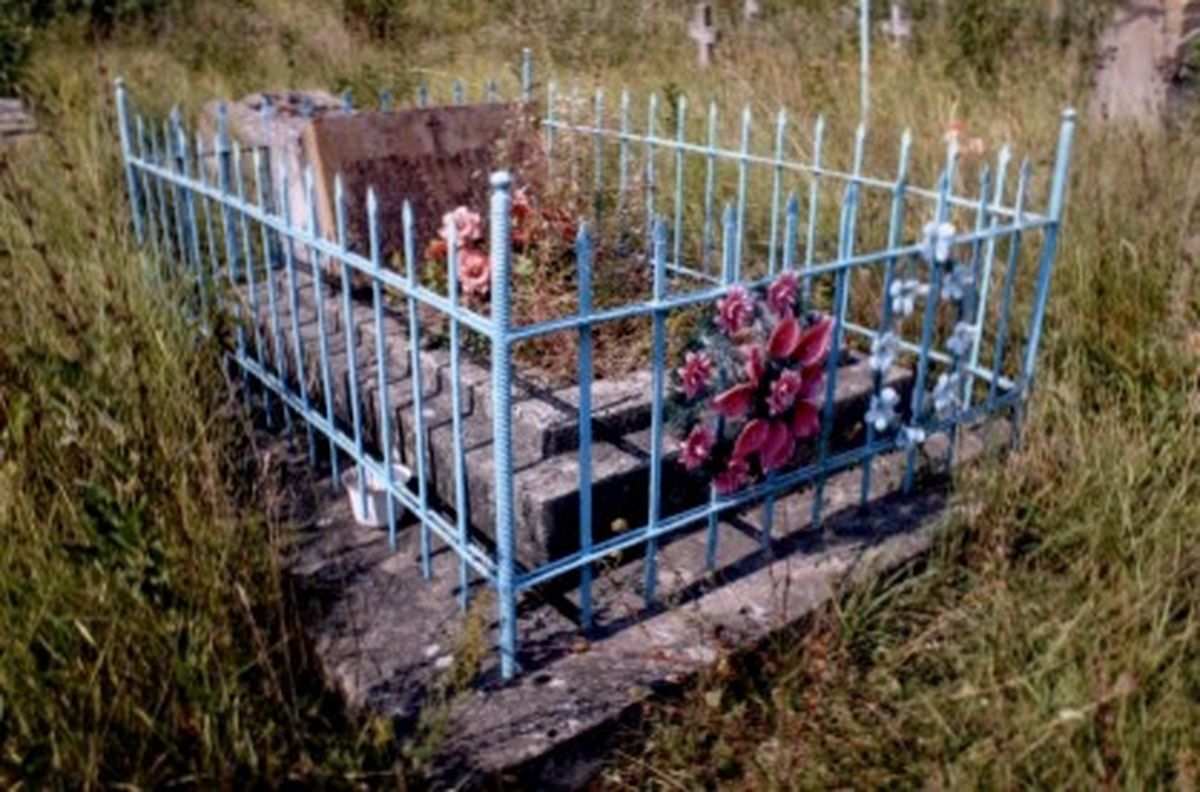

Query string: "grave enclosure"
[114, 50, 1076, 683]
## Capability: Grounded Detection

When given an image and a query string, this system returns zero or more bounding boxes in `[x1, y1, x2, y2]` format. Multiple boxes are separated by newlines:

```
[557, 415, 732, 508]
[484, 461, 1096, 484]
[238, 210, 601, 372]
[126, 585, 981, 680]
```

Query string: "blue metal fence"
[114, 50, 1076, 680]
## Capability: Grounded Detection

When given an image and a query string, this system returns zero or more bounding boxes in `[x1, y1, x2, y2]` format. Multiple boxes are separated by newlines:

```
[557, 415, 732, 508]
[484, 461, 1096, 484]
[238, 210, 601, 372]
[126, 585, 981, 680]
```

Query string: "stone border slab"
[284, 414, 1004, 787]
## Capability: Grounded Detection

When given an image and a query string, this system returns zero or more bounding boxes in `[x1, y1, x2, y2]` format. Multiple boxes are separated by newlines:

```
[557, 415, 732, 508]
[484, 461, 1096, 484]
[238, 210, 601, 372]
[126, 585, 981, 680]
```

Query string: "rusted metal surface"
[302, 103, 542, 264]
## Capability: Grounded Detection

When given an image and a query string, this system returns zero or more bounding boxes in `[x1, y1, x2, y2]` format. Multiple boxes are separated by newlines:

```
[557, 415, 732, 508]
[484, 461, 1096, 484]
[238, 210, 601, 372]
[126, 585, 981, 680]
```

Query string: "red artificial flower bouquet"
[670, 271, 834, 495]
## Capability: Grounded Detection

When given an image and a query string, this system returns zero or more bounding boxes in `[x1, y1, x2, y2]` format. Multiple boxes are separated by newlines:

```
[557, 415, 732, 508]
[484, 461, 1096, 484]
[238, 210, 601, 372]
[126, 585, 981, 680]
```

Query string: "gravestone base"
[236, 262, 1013, 782]
[280, 417, 1009, 786]
[240, 266, 916, 570]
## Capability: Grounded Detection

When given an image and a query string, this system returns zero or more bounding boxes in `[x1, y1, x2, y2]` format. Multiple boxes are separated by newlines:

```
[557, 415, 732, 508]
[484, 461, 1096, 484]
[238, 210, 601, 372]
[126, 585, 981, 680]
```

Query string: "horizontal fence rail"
[114, 51, 1076, 680]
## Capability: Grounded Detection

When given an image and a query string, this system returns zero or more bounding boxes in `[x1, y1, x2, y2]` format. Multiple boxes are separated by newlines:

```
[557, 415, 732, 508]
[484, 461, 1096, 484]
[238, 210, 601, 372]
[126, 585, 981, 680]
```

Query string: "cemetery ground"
[1, 0, 1199, 786]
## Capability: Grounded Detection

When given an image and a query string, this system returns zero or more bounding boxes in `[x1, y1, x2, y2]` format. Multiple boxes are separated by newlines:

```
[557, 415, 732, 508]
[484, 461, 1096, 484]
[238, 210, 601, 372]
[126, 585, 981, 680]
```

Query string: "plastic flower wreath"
[898, 425, 927, 449]
[670, 271, 834, 495]
[869, 330, 900, 372]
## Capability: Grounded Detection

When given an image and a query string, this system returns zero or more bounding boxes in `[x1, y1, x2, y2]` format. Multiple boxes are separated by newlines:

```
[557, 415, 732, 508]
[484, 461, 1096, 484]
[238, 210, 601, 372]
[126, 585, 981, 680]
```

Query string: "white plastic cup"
[341, 462, 413, 527]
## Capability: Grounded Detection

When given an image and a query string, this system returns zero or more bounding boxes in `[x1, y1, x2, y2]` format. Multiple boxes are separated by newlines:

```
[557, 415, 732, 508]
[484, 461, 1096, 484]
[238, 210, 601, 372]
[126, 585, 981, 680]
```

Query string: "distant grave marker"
[301, 104, 541, 270]
[0, 98, 36, 147]
[689, 2, 719, 68]
[744, 0, 761, 22]
[880, 1, 911, 47]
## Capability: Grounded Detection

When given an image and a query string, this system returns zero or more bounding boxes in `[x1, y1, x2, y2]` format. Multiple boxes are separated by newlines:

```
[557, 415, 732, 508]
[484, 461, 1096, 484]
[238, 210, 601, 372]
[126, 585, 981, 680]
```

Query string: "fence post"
[114, 79, 145, 245]
[489, 171, 518, 680]
[216, 103, 249, 400]
[576, 224, 595, 631]
[860, 0, 870, 124]
[1021, 109, 1077, 390]
[521, 48, 533, 103]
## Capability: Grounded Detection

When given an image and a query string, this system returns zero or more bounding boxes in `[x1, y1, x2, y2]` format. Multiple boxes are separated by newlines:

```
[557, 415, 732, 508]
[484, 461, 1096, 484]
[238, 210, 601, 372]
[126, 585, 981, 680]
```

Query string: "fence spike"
[576, 222, 595, 630]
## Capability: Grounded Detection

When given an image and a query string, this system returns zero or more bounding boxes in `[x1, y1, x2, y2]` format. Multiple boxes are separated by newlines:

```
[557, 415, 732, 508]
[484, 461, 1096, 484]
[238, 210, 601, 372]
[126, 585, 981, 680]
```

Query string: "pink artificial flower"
[732, 419, 770, 460]
[458, 247, 491, 297]
[712, 382, 757, 419]
[767, 271, 799, 318]
[680, 424, 716, 471]
[512, 187, 533, 215]
[965, 137, 987, 157]
[793, 318, 833, 367]
[677, 351, 714, 400]
[790, 399, 821, 440]
[767, 368, 804, 416]
[760, 420, 795, 471]
[799, 364, 824, 400]
[439, 206, 484, 248]
[944, 120, 966, 144]
[715, 286, 755, 336]
[742, 345, 766, 387]
[714, 457, 751, 495]
[767, 316, 801, 361]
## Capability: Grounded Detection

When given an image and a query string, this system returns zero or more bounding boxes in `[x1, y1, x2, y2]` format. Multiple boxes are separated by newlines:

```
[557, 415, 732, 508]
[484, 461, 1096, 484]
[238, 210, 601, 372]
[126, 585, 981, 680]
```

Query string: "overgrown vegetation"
[0, 41, 411, 788]
[0, 0, 1197, 786]
[0, 0, 192, 92]
[606, 123, 1200, 786]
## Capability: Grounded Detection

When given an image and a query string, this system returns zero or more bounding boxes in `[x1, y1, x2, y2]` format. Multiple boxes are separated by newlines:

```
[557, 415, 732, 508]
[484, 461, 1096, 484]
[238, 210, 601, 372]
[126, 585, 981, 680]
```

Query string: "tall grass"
[602, 53, 1200, 792]
[0, 23, 406, 790]
[0, 0, 1197, 786]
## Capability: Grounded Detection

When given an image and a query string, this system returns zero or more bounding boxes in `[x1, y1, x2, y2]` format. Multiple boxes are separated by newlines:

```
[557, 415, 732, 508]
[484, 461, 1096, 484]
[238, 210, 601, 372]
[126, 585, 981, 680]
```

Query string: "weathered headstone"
[200, 90, 343, 243]
[880, 1, 911, 47]
[1173, 0, 1200, 66]
[301, 103, 541, 270]
[743, 0, 761, 22]
[0, 98, 35, 147]
[689, 2, 719, 68]
[1048, 0, 1063, 25]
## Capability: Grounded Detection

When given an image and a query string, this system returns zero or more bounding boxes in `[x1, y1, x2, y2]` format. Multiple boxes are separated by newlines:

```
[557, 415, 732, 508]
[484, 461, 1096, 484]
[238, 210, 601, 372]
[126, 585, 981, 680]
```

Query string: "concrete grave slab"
[281, 417, 1004, 787]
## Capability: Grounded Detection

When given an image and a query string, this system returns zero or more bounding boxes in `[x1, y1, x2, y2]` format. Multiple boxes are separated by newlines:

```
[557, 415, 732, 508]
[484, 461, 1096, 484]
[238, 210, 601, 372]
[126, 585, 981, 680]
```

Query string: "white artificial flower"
[942, 263, 975, 302]
[889, 278, 928, 318]
[869, 331, 900, 372]
[865, 386, 901, 433]
[933, 372, 962, 417]
[946, 321, 976, 358]
[898, 425, 927, 449]
[922, 221, 956, 264]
